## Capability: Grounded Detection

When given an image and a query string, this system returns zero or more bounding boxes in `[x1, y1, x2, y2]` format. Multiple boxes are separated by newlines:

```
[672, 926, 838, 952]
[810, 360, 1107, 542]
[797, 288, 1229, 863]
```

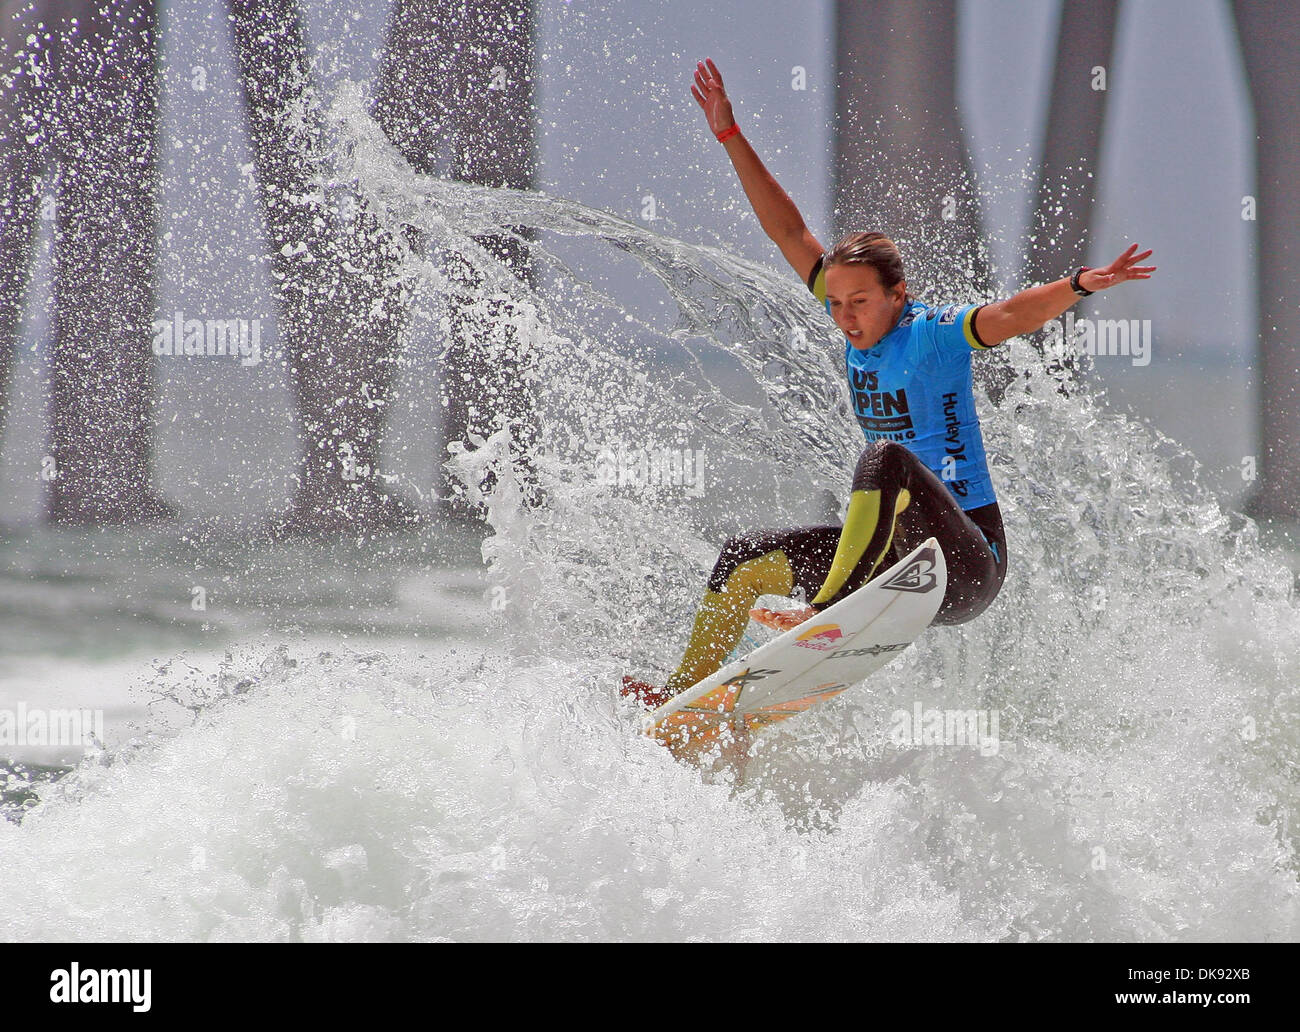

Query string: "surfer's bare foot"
[749, 605, 818, 631]
[620, 676, 676, 710]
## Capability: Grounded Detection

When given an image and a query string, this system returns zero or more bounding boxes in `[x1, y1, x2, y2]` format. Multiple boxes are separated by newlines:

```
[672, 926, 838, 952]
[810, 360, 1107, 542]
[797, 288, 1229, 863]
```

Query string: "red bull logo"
[794, 624, 843, 651]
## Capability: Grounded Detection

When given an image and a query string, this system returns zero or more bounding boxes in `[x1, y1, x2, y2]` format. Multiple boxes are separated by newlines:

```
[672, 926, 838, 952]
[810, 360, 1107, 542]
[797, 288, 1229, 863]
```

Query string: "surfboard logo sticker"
[794, 624, 843, 651]
[680, 666, 781, 714]
[829, 642, 910, 659]
[879, 548, 938, 593]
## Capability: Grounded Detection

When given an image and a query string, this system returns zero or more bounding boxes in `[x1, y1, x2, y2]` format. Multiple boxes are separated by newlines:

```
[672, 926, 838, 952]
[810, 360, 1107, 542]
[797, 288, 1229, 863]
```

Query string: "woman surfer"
[622, 59, 1155, 711]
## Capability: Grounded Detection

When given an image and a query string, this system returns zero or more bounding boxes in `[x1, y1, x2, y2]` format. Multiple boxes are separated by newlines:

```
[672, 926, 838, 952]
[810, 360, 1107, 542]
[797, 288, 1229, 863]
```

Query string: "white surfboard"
[645, 538, 946, 749]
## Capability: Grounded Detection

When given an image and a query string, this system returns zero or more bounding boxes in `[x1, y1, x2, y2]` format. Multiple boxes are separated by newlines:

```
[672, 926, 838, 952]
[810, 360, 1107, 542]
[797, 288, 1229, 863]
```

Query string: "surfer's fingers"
[706, 57, 724, 86]
[697, 71, 722, 99]
[1102, 244, 1139, 272]
[1110, 246, 1153, 274]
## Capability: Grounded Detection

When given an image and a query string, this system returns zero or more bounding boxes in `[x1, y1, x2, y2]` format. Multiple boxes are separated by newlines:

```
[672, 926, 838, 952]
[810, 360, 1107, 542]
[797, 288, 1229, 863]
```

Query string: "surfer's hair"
[823, 231, 906, 292]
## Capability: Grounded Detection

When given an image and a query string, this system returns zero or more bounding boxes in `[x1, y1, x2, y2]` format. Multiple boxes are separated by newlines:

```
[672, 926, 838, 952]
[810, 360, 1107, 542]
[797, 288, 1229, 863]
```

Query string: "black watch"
[1070, 267, 1093, 297]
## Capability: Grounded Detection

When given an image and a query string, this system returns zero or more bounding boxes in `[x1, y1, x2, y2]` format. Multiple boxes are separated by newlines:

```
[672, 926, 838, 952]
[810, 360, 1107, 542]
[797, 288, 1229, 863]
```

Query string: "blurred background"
[4, 1, 1300, 945]
[1, 0, 1296, 759]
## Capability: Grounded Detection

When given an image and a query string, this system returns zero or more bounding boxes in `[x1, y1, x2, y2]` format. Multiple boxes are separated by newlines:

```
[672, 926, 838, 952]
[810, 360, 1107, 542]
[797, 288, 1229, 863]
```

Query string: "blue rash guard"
[808, 255, 999, 511]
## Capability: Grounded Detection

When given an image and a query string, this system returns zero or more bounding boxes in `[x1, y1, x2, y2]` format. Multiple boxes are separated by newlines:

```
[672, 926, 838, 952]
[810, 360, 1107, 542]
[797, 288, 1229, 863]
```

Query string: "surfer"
[623, 58, 1155, 711]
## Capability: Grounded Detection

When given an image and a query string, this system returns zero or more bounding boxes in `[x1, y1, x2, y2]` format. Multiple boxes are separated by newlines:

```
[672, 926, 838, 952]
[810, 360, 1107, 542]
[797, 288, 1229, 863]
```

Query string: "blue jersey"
[809, 257, 999, 510]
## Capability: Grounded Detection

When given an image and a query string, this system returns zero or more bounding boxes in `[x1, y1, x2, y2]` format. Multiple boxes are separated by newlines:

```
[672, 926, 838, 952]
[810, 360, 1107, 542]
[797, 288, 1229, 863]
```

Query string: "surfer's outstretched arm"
[691, 58, 823, 282]
[974, 244, 1157, 347]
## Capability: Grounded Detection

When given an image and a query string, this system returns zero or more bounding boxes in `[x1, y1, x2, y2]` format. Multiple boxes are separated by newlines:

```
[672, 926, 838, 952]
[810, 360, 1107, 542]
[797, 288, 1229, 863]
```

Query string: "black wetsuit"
[709, 438, 1006, 626]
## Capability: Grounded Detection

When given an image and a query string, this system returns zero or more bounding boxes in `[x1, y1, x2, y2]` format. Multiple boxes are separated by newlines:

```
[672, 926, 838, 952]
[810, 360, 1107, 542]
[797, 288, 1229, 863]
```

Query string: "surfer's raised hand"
[973, 244, 1158, 346]
[691, 58, 824, 280]
[1077, 243, 1157, 293]
[691, 58, 736, 135]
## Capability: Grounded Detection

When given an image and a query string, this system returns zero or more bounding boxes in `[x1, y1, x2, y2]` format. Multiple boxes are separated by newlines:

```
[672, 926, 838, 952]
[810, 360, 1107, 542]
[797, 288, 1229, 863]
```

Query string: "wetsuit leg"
[662, 440, 1008, 694]
[662, 527, 847, 695]
[813, 439, 1007, 625]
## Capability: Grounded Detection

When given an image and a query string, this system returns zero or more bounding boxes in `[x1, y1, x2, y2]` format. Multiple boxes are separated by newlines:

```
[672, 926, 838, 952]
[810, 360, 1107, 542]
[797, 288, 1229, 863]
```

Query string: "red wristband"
[715, 123, 740, 143]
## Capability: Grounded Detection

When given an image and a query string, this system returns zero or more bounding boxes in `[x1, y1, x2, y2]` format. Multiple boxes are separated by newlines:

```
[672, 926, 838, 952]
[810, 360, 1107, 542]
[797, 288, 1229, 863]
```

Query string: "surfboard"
[644, 537, 947, 754]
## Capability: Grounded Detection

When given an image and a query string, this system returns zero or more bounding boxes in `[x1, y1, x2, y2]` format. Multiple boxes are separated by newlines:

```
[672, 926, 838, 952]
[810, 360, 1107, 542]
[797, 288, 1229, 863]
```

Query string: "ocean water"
[2, 84, 1298, 942]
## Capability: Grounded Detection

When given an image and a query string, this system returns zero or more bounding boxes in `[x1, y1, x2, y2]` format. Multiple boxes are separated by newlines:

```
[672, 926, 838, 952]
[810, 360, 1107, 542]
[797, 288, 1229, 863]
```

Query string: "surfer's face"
[824, 263, 908, 349]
